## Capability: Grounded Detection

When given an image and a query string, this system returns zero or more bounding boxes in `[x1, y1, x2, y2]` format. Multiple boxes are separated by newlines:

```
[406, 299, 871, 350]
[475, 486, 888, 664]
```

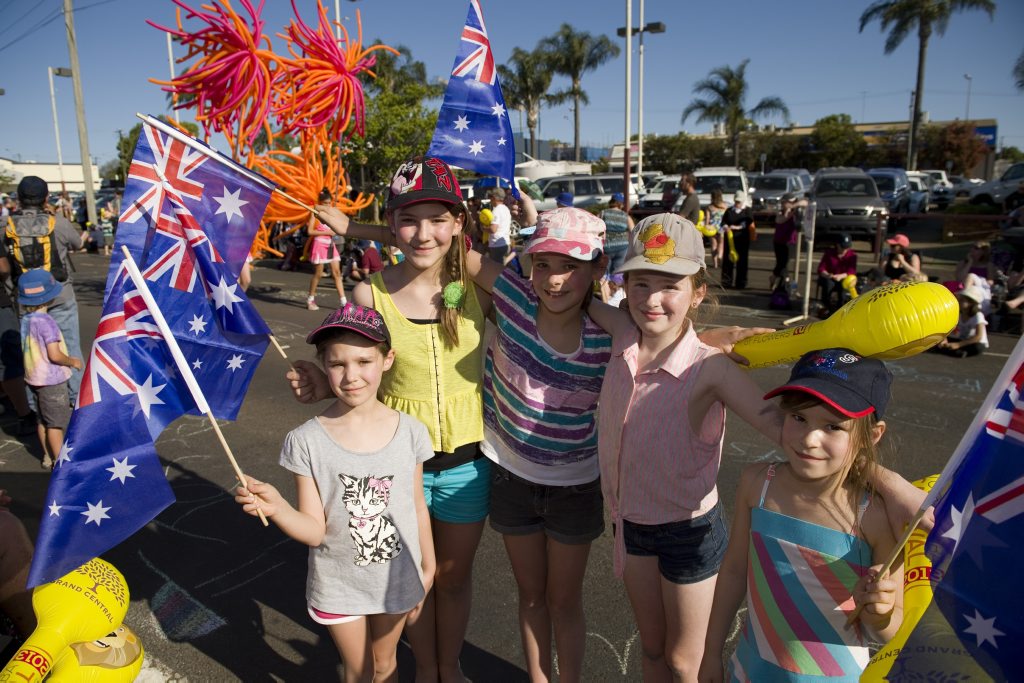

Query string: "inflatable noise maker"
[734, 280, 959, 369]
[2, 558, 135, 682]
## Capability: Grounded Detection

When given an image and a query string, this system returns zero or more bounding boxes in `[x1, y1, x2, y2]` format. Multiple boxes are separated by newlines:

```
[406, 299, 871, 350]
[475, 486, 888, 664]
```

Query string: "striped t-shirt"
[482, 270, 611, 483]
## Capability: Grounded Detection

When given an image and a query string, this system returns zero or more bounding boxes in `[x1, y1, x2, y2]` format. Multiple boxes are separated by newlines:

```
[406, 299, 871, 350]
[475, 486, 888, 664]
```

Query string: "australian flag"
[884, 337, 1024, 679]
[428, 0, 518, 196]
[28, 117, 273, 586]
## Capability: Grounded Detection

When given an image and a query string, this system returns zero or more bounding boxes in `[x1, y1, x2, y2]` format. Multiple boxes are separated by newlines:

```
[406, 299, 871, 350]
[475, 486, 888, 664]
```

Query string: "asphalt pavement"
[1, 224, 1013, 681]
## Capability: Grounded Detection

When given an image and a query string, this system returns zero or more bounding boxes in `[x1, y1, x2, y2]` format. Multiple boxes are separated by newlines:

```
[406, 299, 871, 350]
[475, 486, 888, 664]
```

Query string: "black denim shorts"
[488, 463, 604, 545]
[620, 501, 728, 584]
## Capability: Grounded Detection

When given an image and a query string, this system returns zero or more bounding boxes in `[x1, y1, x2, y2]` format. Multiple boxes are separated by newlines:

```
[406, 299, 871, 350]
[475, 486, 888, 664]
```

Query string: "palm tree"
[539, 24, 620, 162]
[680, 59, 789, 167]
[498, 48, 560, 160]
[859, 0, 995, 170]
[1014, 49, 1024, 92]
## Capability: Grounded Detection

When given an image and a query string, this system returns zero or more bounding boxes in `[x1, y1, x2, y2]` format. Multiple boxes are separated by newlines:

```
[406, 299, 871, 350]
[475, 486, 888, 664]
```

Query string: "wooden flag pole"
[269, 334, 294, 371]
[120, 246, 268, 526]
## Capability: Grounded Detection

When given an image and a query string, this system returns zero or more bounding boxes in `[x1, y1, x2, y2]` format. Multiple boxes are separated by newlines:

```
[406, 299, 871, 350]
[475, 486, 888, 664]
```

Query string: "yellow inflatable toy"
[2, 558, 130, 682]
[734, 280, 958, 369]
[48, 624, 145, 683]
[841, 274, 859, 300]
[478, 208, 493, 228]
[725, 227, 739, 264]
[695, 209, 717, 237]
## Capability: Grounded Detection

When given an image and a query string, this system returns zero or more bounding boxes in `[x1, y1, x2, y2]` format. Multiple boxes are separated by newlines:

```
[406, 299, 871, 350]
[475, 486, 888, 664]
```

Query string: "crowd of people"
[3, 158, 1002, 682]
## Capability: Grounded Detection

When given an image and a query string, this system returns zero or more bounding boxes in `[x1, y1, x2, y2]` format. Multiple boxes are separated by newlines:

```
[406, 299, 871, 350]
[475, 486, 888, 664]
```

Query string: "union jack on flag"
[28, 117, 273, 587]
[451, 0, 495, 85]
[883, 337, 1024, 679]
[428, 0, 518, 193]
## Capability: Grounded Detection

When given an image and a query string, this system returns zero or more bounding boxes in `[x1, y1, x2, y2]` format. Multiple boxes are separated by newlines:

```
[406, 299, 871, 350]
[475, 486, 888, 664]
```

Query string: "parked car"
[751, 171, 808, 217]
[772, 168, 814, 192]
[631, 174, 680, 219]
[905, 171, 931, 214]
[809, 168, 888, 238]
[535, 174, 644, 211]
[950, 175, 984, 197]
[471, 176, 544, 202]
[867, 168, 911, 216]
[969, 162, 1024, 207]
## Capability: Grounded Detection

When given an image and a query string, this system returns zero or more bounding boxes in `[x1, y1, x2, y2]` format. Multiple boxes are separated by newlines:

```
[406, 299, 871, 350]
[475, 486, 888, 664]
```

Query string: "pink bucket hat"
[524, 207, 606, 261]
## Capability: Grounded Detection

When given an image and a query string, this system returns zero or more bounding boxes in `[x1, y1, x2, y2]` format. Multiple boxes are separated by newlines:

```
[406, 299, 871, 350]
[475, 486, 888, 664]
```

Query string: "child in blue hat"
[18, 270, 82, 469]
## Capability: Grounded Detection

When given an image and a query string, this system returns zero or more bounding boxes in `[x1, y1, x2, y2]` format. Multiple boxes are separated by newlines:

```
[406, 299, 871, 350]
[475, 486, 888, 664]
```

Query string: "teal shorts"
[422, 457, 491, 524]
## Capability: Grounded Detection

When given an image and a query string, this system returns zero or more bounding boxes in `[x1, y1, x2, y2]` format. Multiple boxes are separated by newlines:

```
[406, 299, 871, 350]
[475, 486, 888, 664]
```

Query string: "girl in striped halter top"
[700, 348, 905, 682]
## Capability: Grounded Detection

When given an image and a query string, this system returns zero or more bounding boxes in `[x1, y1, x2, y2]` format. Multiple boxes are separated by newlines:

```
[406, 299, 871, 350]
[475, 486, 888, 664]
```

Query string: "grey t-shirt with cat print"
[280, 411, 433, 615]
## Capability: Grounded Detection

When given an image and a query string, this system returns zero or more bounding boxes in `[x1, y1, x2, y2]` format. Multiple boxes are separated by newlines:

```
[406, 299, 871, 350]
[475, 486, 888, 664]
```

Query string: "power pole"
[64, 0, 97, 226]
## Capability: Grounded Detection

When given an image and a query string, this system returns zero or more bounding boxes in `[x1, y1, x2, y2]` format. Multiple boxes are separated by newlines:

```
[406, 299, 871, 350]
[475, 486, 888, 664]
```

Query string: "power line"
[0, 0, 123, 55]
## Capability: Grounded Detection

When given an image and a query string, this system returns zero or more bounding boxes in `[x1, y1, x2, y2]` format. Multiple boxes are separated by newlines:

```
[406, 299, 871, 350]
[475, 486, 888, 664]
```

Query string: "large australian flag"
[428, 0, 518, 195]
[27, 117, 273, 586]
[884, 337, 1024, 679]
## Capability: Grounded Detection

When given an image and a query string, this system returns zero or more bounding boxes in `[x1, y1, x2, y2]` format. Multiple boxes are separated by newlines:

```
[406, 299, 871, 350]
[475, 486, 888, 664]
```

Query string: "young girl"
[936, 285, 988, 358]
[705, 188, 729, 269]
[236, 304, 434, 683]
[306, 157, 490, 683]
[699, 349, 903, 682]
[306, 188, 348, 311]
[587, 213, 922, 682]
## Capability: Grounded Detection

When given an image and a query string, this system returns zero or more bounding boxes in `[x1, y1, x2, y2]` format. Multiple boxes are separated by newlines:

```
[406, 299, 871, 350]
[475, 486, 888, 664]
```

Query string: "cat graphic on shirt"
[339, 473, 402, 566]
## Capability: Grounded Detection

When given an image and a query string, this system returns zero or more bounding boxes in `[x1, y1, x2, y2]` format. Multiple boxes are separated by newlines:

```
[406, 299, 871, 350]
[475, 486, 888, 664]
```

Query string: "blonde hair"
[439, 203, 469, 348]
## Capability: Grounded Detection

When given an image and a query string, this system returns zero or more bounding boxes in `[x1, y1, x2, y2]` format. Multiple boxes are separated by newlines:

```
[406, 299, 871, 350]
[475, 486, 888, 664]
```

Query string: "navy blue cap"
[764, 348, 893, 418]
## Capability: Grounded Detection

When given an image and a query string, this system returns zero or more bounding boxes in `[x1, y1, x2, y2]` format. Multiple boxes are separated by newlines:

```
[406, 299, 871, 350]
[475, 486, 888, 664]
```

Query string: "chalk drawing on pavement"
[139, 551, 227, 642]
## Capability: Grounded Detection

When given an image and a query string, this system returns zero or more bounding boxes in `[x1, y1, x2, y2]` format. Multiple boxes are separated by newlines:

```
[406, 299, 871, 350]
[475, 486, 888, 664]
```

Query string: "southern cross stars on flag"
[428, 0, 518, 192]
[883, 338, 1024, 679]
[27, 118, 273, 587]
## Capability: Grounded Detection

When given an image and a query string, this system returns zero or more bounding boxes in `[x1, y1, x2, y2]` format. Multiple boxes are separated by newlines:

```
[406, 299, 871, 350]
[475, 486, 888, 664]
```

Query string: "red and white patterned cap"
[385, 156, 463, 212]
[524, 207, 606, 261]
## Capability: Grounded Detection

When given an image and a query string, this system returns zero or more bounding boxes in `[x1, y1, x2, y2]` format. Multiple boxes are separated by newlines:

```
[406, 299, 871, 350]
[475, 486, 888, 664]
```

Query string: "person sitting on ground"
[817, 233, 857, 316]
[880, 233, 924, 282]
[348, 240, 384, 282]
[935, 286, 988, 358]
[954, 240, 996, 316]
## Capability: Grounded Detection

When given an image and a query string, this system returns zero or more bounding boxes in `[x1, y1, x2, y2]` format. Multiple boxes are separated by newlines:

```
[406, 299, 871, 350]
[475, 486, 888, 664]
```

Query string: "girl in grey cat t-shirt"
[235, 304, 435, 679]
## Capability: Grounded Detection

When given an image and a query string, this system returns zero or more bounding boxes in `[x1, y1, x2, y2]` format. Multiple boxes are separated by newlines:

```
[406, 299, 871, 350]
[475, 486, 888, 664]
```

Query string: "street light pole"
[623, 0, 631, 209]
[637, 0, 645, 182]
[47, 67, 68, 194]
[64, 0, 97, 227]
[964, 73, 972, 122]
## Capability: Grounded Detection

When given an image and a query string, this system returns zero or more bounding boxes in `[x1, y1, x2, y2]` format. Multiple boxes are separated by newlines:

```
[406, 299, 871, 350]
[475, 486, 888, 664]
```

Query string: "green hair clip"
[442, 282, 466, 309]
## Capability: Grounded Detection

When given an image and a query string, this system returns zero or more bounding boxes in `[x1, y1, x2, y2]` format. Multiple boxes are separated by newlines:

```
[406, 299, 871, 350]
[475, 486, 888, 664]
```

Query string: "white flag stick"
[120, 246, 268, 526]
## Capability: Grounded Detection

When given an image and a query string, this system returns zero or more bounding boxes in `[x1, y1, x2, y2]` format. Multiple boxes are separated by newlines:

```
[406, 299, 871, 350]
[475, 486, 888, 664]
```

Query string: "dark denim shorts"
[488, 463, 604, 545]
[620, 501, 728, 584]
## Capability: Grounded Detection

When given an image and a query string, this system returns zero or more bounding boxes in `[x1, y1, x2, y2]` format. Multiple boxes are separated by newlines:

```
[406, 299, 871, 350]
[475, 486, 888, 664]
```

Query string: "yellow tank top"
[370, 273, 485, 453]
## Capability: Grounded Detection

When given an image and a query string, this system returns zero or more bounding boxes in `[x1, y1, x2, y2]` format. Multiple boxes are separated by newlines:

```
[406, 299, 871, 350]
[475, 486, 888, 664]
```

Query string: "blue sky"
[0, 0, 1021, 170]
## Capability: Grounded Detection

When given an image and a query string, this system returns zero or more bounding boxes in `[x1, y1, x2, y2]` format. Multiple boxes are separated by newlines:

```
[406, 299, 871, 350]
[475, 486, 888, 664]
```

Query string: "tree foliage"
[681, 59, 789, 167]
[858, 0, 995, 169]
[498, 47, 560, 160]
[115, 117, 200, 185]
[810, 114, 868, 168]
[539, 24, 620, 162]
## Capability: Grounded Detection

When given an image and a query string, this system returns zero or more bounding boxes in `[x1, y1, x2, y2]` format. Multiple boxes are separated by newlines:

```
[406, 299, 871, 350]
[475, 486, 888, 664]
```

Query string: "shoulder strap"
[758, 463, 777, 508]
[853, 491, 871, 533]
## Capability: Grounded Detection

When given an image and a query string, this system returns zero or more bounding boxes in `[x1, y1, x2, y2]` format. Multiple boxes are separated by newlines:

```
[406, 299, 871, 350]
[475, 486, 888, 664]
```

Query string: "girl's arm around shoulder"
[698, 463, 765, 683]
[235, 474, 327, 547]
[586, 297, 635, 337]
[697, 353, 784, 445]
[413, 464, 435, 594]
[869, 465, 933, 536]
[855, 494, 904, 643]
[315, 205, 393, 244]
[464, 246, 505, 295]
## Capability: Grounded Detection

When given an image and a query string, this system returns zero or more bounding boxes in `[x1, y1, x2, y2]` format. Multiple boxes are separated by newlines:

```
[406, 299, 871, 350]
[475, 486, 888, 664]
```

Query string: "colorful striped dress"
[730, 464, 871, 681]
